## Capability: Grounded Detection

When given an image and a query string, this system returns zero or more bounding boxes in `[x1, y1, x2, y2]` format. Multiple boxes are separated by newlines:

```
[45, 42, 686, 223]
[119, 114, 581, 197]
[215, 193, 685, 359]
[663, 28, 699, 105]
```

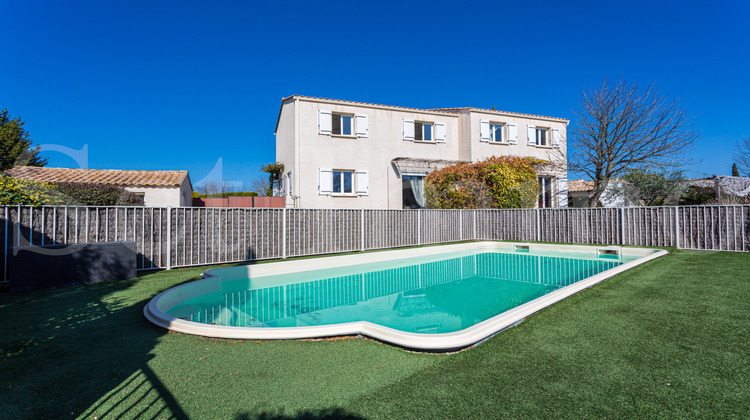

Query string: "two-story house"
[274, 95, 568, 209]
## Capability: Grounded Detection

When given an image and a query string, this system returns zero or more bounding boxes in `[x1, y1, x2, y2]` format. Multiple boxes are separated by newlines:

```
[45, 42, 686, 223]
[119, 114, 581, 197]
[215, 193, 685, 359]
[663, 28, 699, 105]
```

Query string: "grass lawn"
[0, 248, 748, 419]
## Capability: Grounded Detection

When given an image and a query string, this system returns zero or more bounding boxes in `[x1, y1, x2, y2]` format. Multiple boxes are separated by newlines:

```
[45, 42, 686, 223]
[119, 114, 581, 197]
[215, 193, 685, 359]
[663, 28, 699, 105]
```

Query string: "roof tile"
[4, 166, 189, 187]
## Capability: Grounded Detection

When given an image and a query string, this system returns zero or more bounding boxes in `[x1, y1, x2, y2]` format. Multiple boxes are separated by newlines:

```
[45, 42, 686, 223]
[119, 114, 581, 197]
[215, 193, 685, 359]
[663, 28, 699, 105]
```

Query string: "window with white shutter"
[355, 114, 368, 137]
[552, 128, 561, 148]
[480, 120, 490, 142]
[508, 123, 518, 144]
[318, 168, 332, 195]
[435, 123, 447, 143]
[403, 119, 415, 141]
[356, 170, 369, 195]
[527, 125, 536, 145]
[318, 110, 332, 135]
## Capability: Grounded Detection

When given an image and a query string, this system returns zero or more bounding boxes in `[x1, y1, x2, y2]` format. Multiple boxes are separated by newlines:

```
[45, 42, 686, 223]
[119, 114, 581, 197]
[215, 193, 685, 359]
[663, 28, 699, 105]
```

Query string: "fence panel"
[285, 209, 361, 257]
[420, 210, 462, 245]
[1, 205, 748, 282]
[364, 210, 419, 250]
[678, 205, 749, 251]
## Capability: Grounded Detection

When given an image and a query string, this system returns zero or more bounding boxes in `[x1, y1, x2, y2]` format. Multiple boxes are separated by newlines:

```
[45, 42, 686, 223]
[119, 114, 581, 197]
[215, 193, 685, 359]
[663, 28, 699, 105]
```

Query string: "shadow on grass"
[0, 270, 194, 419]
[237, 408, 366, 420]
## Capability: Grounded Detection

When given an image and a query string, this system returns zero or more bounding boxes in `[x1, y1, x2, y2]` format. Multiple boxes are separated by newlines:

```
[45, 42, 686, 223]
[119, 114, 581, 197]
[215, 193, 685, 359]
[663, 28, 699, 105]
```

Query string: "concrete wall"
[276, 97, 568, 209]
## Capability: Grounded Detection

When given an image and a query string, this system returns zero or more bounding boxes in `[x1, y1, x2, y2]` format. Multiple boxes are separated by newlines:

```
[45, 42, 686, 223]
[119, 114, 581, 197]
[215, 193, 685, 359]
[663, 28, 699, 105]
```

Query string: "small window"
[536, 128, 548, 146]
[490, 123, 504, 143]
[414, 122, 433, 141]
[332, 170, 354, 194]
[332, 113, 353, 136]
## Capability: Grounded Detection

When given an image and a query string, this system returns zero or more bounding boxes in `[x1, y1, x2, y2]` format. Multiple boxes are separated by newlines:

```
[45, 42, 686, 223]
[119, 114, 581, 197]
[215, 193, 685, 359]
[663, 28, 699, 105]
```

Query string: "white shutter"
[435, 123, 447, 143]
[318, 110, 332, 135]
[508, 123, 518, 144]
[552, 128, 561, 148]
[558, 177, 568, 208]
[355, 114, 368, 137]
[403, 119, 415, 141]
[356, 170, 369, 195]
[527, 125, 536, 145]
[318, 168, 332, 195]
[479, 119, 490, 142]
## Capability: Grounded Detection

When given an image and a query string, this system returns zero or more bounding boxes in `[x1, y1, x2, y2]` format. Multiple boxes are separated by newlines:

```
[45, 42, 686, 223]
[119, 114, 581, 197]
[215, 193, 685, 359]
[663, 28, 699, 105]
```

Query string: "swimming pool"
[144, 242, 666, 351]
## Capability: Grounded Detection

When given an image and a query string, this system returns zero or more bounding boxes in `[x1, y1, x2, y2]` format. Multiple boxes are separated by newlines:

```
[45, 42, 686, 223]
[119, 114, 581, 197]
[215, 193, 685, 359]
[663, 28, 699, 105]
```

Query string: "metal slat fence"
[1, 204, 748, 282]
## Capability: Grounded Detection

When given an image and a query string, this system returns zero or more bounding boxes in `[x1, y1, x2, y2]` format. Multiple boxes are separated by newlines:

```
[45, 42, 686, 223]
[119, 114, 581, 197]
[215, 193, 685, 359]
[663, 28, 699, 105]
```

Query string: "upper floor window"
[318, 110, 368, 137]
[481, 120, 517, 144]
[415, 122, 433, 141]
[403, 119, 447, 142]
[536, 128, 548, 146]
[490, 123, 504, 143]
[332, 113, 353, 136]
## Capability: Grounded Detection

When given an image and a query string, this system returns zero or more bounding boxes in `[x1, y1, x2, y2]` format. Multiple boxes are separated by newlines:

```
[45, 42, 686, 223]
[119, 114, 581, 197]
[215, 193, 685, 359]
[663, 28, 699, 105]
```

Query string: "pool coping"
[144, 241, 668, 351]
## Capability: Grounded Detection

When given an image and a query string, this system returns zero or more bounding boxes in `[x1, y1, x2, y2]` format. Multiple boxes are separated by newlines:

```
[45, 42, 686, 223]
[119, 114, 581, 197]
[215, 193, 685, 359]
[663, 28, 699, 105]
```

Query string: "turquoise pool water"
[167, 249, 633, 334]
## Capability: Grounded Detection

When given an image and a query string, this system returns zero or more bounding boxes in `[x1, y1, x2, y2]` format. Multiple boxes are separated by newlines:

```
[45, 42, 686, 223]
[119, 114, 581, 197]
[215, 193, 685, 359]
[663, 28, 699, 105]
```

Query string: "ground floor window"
[402, 175, 425, 209]
[333, 170, 353, 194]
[539, 177, 553, 208]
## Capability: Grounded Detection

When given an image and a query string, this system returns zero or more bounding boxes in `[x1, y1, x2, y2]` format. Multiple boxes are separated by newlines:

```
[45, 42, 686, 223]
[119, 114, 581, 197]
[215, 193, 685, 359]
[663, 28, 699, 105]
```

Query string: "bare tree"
[735, 137, 750, 176]
[195, 179, 240, 195]
[249, 175, 270, 197]
[567, 79, 699, 207]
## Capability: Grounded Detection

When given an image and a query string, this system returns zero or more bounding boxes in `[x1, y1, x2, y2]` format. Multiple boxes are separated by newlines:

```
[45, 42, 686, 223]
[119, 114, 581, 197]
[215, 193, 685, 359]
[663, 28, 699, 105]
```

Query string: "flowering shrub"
[0, 175, 67, 206]
[425, 156, 543, 209]
[0, 175, 145, 206]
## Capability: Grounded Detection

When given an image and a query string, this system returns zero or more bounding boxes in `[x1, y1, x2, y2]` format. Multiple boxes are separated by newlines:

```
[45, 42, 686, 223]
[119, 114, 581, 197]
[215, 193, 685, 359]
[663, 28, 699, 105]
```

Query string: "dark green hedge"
[52, 182, 145, 206]
[199, 192, 258, 198]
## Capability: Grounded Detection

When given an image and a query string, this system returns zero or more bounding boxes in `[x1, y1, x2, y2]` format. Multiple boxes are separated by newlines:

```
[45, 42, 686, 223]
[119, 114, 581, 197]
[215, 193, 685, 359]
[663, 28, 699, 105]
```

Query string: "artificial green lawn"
[0, 249, 748, 419]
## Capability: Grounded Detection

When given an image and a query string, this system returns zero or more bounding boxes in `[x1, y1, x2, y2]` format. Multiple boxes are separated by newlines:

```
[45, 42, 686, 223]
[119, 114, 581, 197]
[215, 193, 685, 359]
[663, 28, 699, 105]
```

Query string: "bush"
[51, 182, 145, 206]
[425, 156, 543, 209]
[0, 175, 68, 206]
[199, 192, 258, 198]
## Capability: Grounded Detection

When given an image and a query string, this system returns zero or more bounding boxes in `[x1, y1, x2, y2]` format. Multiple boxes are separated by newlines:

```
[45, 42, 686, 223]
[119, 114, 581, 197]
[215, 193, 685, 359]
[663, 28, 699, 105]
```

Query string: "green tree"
[0, 109, 48, 171]
[611, 168, 686, 206]
[732, 163, 740, 177]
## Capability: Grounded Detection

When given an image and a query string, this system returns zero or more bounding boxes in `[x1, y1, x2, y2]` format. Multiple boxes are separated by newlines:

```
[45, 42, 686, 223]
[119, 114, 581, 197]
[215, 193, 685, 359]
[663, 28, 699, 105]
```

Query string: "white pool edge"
[144, 241, 668, 351]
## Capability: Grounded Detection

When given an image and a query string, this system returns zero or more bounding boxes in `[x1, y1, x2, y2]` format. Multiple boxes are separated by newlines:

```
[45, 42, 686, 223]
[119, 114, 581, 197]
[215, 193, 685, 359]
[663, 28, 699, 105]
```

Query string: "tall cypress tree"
[732, 163, 740, 177]
[0, 109, 48, 171]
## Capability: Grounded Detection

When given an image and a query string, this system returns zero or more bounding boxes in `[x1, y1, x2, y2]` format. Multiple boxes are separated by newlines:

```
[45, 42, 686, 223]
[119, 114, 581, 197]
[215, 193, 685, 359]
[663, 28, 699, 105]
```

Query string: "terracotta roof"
[4, 166, 190, 187]
[275, 95, 568, 133]
[429, 107, 569, 123]
[567, 179, 595, 193]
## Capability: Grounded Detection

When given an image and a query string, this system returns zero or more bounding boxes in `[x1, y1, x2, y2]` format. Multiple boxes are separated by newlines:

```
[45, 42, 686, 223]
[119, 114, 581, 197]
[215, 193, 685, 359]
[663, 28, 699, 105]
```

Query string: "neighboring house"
[274, 95, 569, 209]
[5, 166, 193, 207]
[685, 176, 750, 203]
[567, 179, 630, 207]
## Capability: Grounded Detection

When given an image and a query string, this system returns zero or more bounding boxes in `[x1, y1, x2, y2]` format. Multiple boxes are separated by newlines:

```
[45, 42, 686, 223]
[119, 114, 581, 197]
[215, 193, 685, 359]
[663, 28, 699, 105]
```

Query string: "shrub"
[0, 175, 67, 206]
[51, 182, 145, 206]
[199, 191, 259, 198]
[425, 156, 543, 209]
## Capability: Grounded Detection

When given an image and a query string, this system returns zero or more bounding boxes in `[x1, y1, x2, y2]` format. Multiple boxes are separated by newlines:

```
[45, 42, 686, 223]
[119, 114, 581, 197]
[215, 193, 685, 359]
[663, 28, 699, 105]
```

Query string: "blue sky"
[2, 0, 749, 189]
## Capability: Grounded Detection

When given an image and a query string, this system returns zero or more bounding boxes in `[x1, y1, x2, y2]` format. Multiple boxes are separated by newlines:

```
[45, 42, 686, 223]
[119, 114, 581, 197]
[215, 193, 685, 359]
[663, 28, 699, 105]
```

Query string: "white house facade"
[274, 95, 568, 209]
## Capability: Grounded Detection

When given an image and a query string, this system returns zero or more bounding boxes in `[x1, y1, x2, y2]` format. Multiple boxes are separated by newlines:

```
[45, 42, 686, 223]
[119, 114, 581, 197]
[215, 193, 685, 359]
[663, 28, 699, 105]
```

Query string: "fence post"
[674, 206, 680, 249]
[535, 208, 541, 242]
[3, 206, 7, 282]
[459, 209, 463, 241]
[360, 209, 365, 251]
[417, 209, 421, 246]
[166, 207, 172, 270]
[282, 208, 287, 259]
[620, 207, 625, 245]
